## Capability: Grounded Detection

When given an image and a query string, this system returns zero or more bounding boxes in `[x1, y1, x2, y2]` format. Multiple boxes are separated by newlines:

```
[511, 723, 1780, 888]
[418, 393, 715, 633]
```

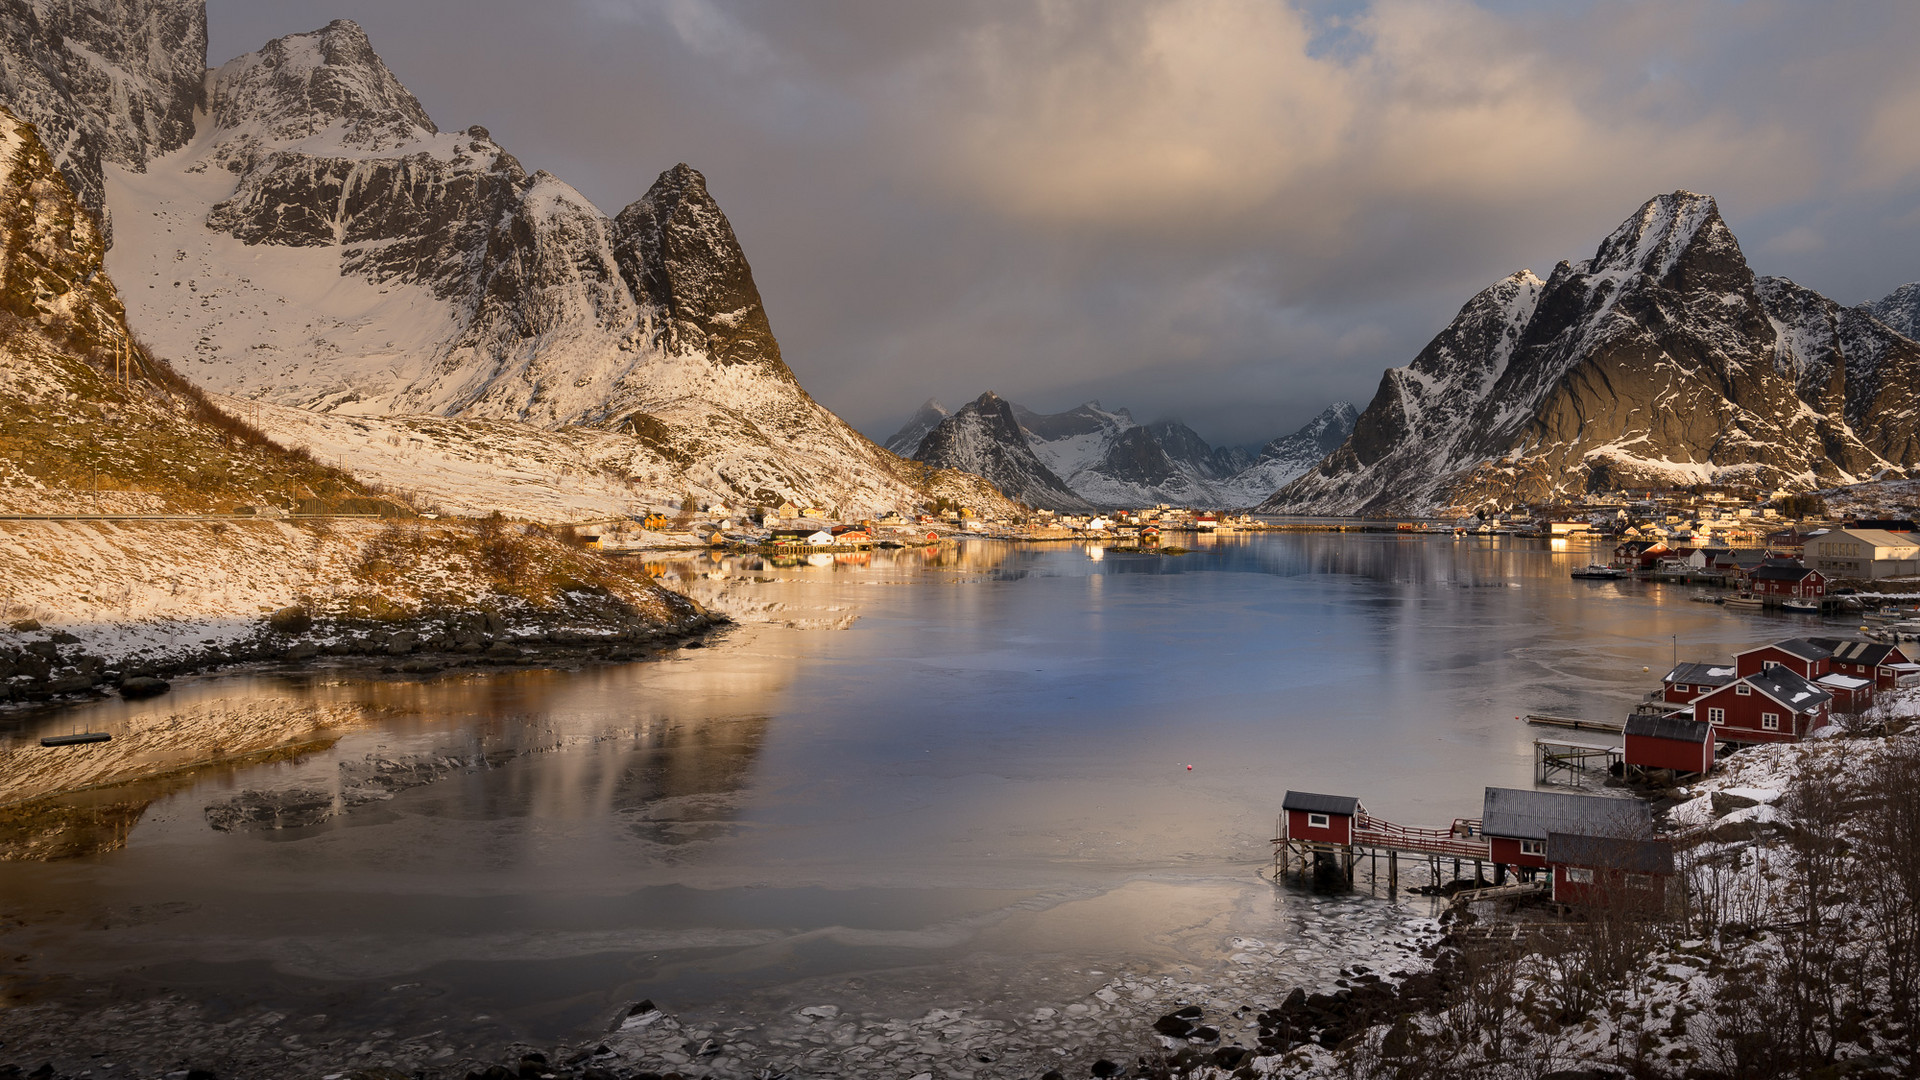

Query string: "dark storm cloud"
[206, 1, 1920, 448]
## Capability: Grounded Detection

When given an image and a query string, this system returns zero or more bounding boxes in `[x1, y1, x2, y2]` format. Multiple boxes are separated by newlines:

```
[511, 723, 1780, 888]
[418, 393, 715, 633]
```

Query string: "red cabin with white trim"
[1281, 791, 1359, 845]
[1692, 668, 1832, 743]
[1733, 638, 1832, 680]
[1546, 832, 1675, 909]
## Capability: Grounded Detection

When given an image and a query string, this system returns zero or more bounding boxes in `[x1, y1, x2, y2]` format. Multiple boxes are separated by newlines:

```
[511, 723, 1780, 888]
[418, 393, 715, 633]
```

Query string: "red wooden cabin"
[1624, 713, 1714, 775]
[1281, 790, 1360, 845]
[1745, 560, 1826, 600]
[1733, 638, 1832, 680]
[1691, 668, 1832, 743]
[1481, 787, 1652, 875]
[1546, 832, 1675, 909]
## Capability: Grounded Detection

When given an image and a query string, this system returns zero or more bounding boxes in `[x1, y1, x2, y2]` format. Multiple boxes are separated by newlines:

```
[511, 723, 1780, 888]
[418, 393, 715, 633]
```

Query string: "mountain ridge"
[1269, 191, 1920, 515]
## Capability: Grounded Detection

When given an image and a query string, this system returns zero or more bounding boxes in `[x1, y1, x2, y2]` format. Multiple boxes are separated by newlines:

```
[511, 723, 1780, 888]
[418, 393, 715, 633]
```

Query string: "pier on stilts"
[1271, 791, 1491, 893]
[1533, 738, 1622, 787]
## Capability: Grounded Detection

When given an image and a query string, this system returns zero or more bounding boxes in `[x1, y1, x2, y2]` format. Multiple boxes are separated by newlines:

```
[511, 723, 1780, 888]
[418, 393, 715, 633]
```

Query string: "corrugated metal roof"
[1281, 790, 1359, 816]
[1482, 787, 1651, 842]
[1547, 831, 1675, 874]
[1625, 714, 1712, 744]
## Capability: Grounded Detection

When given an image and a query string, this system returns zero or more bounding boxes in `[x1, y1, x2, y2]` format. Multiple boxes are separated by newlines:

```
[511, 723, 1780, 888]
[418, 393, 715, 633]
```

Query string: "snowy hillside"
[1209, 403, 1358, 507]
[84, 16, 1004, 518]
[1271, 191, 1920, 515]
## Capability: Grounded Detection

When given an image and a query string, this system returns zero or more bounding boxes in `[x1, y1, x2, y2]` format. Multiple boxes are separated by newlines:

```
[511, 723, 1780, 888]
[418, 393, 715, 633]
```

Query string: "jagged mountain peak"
[1587, 190, 1725, 284]
[1865, 282, 1920, 342]
[883, 398, 950, 456]
[611, 163, 789, 380]
[208, 17, 437, 170]
[1271, 190, 1916, 515]
[914, 392, 1093, 512]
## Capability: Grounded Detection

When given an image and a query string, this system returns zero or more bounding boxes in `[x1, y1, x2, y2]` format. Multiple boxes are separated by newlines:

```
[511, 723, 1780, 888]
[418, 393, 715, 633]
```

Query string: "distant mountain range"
[1269, 191, 1920, 516]
[888, 394, 1357, 511]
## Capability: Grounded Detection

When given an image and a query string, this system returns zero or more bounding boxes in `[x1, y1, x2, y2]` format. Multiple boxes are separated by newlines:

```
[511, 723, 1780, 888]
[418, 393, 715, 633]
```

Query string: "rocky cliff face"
[76, 16, 999, 516]
[0, 0, 206, 242]
[914, 392, 1094, 512]
[1270, 192, 1918, 515]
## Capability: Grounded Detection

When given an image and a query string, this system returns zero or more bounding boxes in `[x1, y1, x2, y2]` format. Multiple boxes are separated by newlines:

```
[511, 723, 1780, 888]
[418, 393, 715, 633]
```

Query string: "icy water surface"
[0, 532, 1828, 1064]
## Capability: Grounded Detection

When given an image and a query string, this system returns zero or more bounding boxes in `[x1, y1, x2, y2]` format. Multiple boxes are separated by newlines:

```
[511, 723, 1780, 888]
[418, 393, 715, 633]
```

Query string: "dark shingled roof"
[1750, 561, 1820, 583]
[1734, 637, 1832, 662]
[1811, 638, 1903, 666]
[1739, 667, 1832, 712]
[1282, 791, 1359, 816]
[1482, 787, 1651, 842]
[1547, 832, 1676, 875]
[1625, 713, 1713, 744]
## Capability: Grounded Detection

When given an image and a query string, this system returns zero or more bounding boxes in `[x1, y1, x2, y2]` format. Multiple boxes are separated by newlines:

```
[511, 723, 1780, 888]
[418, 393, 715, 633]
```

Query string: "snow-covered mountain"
[914, 393, 1094, 512]
[883, 399, 949, 456]
[0, 8, 1016, 518]
[1269, 192, 1920, 515]
[1864, 283, 1920, 342]
[1209, 402, 1358, 507]
[890, 395, 1353, 508]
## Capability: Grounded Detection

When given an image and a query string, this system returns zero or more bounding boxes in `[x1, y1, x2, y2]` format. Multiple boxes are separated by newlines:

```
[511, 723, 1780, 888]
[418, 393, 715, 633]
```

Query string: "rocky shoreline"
[0, 604, 725, 710]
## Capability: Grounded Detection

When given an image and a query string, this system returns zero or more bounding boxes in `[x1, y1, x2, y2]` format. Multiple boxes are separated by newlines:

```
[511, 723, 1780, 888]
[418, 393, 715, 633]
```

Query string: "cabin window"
[1307, 813, 1330, 829]
[1520, 839, 1545, 857]
[1881, 667, 1893, 678]
[1709, 708, 1726, 725]
[1565, 868, 1594, 884]
[1736, 684, 1752, 696]
[1674, 684, 1689, 693]
[1628, 874, 1654, 890]
[1761, 712, 1780, 731]
[1763, 661, 1778, 671]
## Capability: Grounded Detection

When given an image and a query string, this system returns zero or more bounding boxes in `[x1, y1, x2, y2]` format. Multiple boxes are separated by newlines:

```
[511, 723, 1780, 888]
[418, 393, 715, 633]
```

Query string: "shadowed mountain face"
[884, 399, 950, 457]
[1269, 192, 1920, 515]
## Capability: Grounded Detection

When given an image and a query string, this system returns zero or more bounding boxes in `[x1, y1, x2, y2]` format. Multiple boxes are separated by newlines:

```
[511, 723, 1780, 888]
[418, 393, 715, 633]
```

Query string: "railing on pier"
[1349, 812, 1492, 859]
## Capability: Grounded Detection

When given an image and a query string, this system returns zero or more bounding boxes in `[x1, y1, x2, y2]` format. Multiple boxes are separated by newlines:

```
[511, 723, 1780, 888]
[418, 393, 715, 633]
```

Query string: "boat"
[1724, 594, 1763, 610]
[40, 731, 111, 747]
[1781, 598, 1821, 613]
[1570, 564, 1626, 580]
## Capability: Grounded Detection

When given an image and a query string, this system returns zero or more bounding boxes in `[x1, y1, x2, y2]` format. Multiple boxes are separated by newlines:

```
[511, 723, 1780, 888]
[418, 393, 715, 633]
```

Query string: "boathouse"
[1545, 832, 1675, 908]
[1690, 667, 1832, 743]
[1481, 788, 1652, 873]
[1660, 661, 1736, 705]
[1281, 791, 1360, 845]
[1623, 713, 1714, 775]
[1733, 637, 1832, 680]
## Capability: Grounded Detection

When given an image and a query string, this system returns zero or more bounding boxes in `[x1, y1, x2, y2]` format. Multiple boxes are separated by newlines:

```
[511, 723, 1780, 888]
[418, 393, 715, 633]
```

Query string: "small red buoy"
[1186, 764, 1193, 770]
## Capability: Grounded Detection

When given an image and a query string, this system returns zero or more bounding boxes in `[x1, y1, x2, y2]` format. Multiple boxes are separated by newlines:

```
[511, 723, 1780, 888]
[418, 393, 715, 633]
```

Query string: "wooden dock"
[1273, 810, 1492, 892]
[1534, 738, 1621, 786]
[1525, 713, 1625, 734]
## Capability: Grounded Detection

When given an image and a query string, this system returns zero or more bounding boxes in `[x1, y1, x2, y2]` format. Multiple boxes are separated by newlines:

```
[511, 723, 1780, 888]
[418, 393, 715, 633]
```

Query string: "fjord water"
[0, 533, 1810, 1049]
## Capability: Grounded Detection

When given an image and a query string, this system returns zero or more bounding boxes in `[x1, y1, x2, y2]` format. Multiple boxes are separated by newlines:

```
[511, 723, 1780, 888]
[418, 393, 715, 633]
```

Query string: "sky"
[205, 0, 1920, 450]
